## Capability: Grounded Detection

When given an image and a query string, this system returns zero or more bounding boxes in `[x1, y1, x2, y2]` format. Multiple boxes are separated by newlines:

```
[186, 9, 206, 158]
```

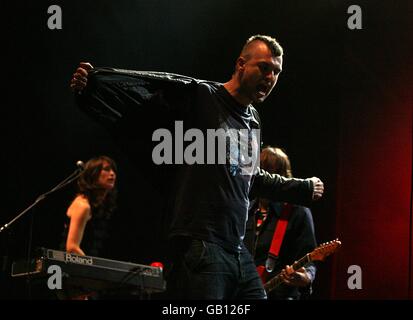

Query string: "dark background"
[1, 0, 412, 299]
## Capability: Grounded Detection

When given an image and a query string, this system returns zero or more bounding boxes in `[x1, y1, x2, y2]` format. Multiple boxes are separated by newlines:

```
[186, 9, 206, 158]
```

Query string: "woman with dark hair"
[61, 156, 117, 257]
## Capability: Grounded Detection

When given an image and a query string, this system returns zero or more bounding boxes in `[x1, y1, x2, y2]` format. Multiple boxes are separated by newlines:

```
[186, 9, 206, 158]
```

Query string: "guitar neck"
[292, 253, 312, 272]
[264, 253, 312, 293]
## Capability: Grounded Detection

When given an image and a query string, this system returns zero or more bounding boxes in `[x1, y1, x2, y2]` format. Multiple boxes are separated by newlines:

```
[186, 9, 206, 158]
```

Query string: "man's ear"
[236, 56, 246, 72]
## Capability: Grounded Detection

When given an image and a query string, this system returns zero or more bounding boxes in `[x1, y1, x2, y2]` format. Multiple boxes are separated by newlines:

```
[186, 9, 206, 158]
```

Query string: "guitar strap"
[265, 203, 293, 272]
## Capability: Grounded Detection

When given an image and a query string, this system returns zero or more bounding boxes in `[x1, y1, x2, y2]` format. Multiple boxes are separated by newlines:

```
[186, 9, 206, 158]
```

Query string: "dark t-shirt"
[168, 82, 261, 252]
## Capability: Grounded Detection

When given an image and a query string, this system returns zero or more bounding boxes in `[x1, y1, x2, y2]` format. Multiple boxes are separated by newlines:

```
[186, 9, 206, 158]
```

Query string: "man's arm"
[250, 168, 324, 206]
[69, 62, 199, 129]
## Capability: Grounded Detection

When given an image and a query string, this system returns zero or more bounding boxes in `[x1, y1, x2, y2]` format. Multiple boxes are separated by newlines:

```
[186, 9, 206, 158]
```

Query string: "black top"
[60, 209, 110, 257]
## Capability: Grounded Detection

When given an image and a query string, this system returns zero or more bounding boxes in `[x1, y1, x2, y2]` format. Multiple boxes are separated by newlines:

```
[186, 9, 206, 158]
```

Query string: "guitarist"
[245, 146, 318, 300]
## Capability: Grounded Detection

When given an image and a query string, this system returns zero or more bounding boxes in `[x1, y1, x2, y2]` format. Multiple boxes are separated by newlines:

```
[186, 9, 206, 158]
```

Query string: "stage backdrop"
[1, 0, 412, 299]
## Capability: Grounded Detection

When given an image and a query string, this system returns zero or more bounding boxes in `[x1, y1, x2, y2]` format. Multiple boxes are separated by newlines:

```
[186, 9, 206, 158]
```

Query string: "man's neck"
[223, 79, 251, 107]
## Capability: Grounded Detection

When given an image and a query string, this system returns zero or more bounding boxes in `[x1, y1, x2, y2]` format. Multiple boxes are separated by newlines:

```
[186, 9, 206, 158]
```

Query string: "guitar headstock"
[309, 239, 342, 262]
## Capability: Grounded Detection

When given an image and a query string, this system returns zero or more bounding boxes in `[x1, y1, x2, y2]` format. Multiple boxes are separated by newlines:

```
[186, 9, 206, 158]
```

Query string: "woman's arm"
[65, 196, 91, 256]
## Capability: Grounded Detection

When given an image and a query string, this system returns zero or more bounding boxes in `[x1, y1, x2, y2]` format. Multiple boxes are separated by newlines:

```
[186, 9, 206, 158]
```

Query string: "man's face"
[238, 42, 283, 104]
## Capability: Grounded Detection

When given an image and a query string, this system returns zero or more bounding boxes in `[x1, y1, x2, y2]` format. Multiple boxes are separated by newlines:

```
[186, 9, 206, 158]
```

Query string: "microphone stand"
[0, 165, 83, 299]
[0, 166, 83, 233]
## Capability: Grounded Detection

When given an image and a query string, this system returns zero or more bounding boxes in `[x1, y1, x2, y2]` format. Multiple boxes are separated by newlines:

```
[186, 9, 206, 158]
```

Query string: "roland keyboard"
[11, 248, 166, 295]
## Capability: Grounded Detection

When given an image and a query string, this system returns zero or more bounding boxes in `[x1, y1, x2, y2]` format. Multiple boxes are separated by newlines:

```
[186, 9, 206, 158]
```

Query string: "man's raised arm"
[69, 61, 199, 129]
[250, 168, 324, 206]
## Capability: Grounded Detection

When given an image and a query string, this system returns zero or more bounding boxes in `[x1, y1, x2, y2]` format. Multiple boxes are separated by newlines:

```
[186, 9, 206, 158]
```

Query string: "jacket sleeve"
[75, 67, 199, 130]
[250, 168, 314, 206]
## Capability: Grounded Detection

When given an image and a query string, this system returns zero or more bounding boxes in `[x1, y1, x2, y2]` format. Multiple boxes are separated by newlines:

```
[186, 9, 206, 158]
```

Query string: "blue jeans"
[166, 238, 267, 299]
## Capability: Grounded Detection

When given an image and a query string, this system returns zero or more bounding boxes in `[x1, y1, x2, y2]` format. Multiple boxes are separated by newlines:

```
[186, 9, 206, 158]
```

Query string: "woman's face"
[97, 161, 116, 190]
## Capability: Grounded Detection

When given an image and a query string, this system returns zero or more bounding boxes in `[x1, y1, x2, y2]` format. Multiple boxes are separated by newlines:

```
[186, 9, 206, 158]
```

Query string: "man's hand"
[279, 266, 311, 287]
[309, 177, 324, 200]
[70, 62, 94, 93]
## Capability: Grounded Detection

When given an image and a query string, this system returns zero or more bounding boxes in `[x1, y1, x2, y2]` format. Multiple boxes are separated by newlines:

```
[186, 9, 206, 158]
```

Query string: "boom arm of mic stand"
[0, 168, 83, 233]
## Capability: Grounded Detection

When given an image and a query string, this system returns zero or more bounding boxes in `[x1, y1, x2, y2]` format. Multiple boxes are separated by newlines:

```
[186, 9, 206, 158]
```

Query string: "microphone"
[76, 160, 85, 170]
